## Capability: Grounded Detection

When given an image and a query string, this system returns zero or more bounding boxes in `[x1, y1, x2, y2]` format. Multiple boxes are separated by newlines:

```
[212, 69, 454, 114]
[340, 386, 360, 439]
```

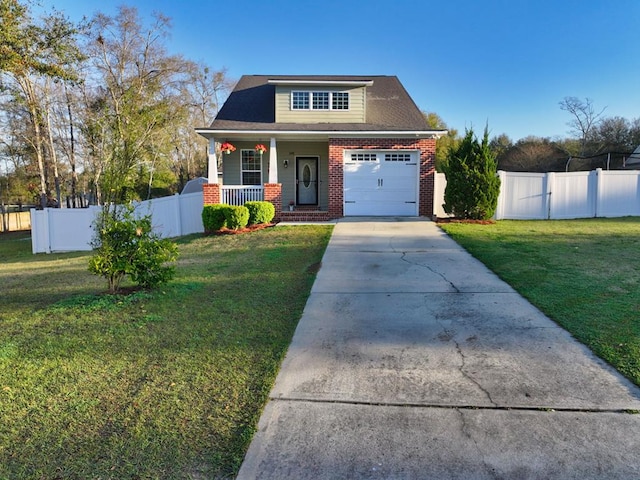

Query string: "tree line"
[427, 97, 640, 174]
[0, 1, 232, 208]
[3, 0, 638, 210]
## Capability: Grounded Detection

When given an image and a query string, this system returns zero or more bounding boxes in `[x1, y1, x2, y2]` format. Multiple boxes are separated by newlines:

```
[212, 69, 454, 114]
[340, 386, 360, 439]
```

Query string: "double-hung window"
[332, 92, 349, 110]
[291, 91, 309, 110]
[241, 150, 262, 185]
[312, 92, 329, 110]
[291, 91, 349, 110]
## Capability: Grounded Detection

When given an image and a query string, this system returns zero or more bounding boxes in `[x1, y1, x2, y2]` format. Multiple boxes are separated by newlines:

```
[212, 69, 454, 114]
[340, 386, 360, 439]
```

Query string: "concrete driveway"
[237, 218, 640, 479]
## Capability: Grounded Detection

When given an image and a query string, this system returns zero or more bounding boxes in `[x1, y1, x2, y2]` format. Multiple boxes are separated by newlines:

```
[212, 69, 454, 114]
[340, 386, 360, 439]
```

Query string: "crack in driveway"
[456, 408, 501, 480]
[400, 251, 461, 293]
[453, 336, 497, 407]
[434, 314, 497, 407]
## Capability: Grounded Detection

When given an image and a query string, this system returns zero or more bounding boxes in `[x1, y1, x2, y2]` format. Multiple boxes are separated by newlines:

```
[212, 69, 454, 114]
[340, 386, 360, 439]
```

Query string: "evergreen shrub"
[245, 201, 275, 225]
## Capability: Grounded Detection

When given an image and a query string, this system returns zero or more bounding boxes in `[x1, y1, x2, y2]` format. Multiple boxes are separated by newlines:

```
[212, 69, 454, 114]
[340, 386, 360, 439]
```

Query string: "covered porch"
[201, 135, 333, 221]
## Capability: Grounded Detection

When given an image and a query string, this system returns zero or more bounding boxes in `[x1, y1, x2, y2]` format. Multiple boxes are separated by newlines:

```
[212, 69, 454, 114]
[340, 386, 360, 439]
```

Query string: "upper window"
[292, 91, 309, 110]
[291, 91, 349, 110]
[332, 92, 349, 110]
[312, 92, 329, 110]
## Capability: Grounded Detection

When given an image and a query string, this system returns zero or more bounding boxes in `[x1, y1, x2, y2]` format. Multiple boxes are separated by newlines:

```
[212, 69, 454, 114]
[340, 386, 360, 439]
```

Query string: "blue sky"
[41, 0, 640, 142]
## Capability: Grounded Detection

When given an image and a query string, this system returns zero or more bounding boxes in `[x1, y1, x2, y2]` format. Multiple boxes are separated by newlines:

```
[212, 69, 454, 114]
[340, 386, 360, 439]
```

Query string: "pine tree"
[443, 126, 500, 220]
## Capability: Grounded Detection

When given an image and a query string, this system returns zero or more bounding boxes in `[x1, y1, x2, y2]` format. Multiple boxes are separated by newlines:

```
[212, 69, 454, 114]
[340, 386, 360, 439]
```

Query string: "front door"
[296, 157, 318, 205]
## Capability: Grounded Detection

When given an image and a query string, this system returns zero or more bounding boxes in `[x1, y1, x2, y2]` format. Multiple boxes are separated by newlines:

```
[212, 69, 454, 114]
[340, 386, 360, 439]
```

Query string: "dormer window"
[291, 91, 349, 111]
[292, 91, 309, 110]
[312, 92, 329, 110]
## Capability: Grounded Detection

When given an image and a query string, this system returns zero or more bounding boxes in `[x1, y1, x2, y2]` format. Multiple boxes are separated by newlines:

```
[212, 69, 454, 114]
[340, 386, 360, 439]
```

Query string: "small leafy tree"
[89, 205, 178, 293]
[443, 126, 500, 220]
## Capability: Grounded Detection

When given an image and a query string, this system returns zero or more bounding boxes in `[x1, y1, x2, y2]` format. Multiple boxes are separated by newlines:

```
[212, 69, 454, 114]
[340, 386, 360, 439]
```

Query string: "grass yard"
[0, 226, 332, 479]
[439, 217, 640, 387]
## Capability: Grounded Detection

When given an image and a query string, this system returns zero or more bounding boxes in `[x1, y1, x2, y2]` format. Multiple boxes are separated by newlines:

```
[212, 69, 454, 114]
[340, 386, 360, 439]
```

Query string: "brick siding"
[202, 183, 220, 205]
[263, 183, 282, 221]
[203, 137, 437, 221]
[328, 137, 437, 218]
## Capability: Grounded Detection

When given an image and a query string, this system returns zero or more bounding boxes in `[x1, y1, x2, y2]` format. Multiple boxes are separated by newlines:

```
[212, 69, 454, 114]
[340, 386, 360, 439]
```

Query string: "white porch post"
[207, 138, 218, 184]
[268, 137, 278, 183]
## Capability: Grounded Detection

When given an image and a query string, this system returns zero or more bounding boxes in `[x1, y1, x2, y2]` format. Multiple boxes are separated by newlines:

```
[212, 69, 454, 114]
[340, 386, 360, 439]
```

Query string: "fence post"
[546, 172, 554, 219]
[42, 208, 52, 253]
[495, 171, 506, 220]
[174, 193, 182, 237]
[594, 168, 602, 218]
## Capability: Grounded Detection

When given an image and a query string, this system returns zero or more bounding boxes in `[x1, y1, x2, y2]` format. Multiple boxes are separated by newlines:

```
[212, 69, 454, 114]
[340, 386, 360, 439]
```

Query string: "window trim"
[241, 149, 263, 185]
[291, 90, 350, 111]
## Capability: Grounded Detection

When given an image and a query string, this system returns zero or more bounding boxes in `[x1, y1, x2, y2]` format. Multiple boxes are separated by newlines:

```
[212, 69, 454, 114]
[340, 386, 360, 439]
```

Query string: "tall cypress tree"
[443, 126, 500, 220]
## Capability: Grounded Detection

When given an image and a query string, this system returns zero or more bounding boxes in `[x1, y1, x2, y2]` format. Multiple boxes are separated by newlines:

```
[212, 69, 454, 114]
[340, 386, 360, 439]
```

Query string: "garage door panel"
[344, 189, 380, 202]
[379, 177, 417, 192]
[345, 200, 417, 216]
[344, 190, 415, 203]
[344, 163, 381, 189]
[344, 176, 379, 190]
[381, 164, 417, 179]
[344, 163, 381, 175]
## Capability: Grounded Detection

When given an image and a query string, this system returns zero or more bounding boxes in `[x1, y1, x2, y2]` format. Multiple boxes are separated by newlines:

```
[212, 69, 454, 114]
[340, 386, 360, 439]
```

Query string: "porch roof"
[194, 128, 444, 142]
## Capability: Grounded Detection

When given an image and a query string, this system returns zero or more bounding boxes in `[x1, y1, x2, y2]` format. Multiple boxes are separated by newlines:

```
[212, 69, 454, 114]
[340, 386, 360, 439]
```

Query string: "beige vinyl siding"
[220, 141, 329, 212]
[221, 142, 268, 185]
[275, 86, 366, 123]
[276, 141, 329, 210]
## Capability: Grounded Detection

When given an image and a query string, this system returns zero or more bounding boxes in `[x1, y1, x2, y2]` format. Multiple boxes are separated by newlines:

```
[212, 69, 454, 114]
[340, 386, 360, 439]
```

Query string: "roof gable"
[208, 75, 434, 133]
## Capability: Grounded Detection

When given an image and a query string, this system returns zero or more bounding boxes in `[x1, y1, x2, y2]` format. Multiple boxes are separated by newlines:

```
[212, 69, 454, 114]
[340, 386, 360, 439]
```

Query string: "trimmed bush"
[224, 205, 249, 230]
[202, 204, 228, 232]
[245, 201, 275, 225]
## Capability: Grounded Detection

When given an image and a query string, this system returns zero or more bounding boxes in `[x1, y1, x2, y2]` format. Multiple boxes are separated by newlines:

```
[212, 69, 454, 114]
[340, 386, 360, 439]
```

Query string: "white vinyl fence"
[31, 192, 204, 254]
[434, 169, 640, 220]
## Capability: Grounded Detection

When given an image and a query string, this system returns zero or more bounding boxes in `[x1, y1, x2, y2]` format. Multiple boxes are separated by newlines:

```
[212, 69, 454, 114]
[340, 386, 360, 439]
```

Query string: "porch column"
[268, 137, 278, 183]
[207, 138, 218, 184]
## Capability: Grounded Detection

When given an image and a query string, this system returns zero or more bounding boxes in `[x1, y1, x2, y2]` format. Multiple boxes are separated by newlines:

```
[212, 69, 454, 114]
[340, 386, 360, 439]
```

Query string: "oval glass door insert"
[303, 164, 311, 188]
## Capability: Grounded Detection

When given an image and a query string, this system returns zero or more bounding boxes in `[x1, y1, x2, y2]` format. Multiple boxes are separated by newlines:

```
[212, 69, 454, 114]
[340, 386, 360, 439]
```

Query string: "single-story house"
[195, 75, 446, 221]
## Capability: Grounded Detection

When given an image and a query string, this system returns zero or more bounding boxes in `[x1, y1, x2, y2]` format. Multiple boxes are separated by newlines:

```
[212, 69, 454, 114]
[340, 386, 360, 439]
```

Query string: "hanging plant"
[255, 143, 268, 155]
[220, 142, 236, 154]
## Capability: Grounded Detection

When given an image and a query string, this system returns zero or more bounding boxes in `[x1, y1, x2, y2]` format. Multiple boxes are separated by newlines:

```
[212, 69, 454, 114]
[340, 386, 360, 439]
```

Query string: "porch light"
[283, 159, 289, 168]
[220, 142, 236, 154]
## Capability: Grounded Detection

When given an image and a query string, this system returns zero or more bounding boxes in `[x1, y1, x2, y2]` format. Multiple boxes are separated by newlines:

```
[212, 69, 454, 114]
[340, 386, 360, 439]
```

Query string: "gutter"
[195, 129, 448, 140]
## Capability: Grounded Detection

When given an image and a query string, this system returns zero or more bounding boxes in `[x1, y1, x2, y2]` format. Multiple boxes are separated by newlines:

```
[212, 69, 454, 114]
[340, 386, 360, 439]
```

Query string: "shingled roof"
[206, 75, 435, 133]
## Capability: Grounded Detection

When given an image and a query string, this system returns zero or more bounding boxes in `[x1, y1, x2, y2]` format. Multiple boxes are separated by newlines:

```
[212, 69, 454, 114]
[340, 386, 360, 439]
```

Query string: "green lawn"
[0, 226, 332, 479]
[439, 217, 640, 387]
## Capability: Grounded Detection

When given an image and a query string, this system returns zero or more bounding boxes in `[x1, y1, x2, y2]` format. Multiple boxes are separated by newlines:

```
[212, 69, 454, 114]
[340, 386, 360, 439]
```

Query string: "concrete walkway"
[237, 218, 640, 479]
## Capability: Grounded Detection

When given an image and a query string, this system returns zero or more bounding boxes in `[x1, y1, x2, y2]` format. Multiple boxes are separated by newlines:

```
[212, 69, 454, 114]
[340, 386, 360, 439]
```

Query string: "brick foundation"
[279, 210, 331, 222]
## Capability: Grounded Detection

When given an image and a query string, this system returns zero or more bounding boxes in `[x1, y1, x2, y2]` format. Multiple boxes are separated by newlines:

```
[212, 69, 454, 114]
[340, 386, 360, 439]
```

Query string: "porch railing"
[220, 185, 264, 206]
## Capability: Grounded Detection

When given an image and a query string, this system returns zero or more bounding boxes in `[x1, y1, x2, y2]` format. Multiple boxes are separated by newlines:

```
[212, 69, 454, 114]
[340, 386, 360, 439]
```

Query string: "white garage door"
[343, 150, 419, 216]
